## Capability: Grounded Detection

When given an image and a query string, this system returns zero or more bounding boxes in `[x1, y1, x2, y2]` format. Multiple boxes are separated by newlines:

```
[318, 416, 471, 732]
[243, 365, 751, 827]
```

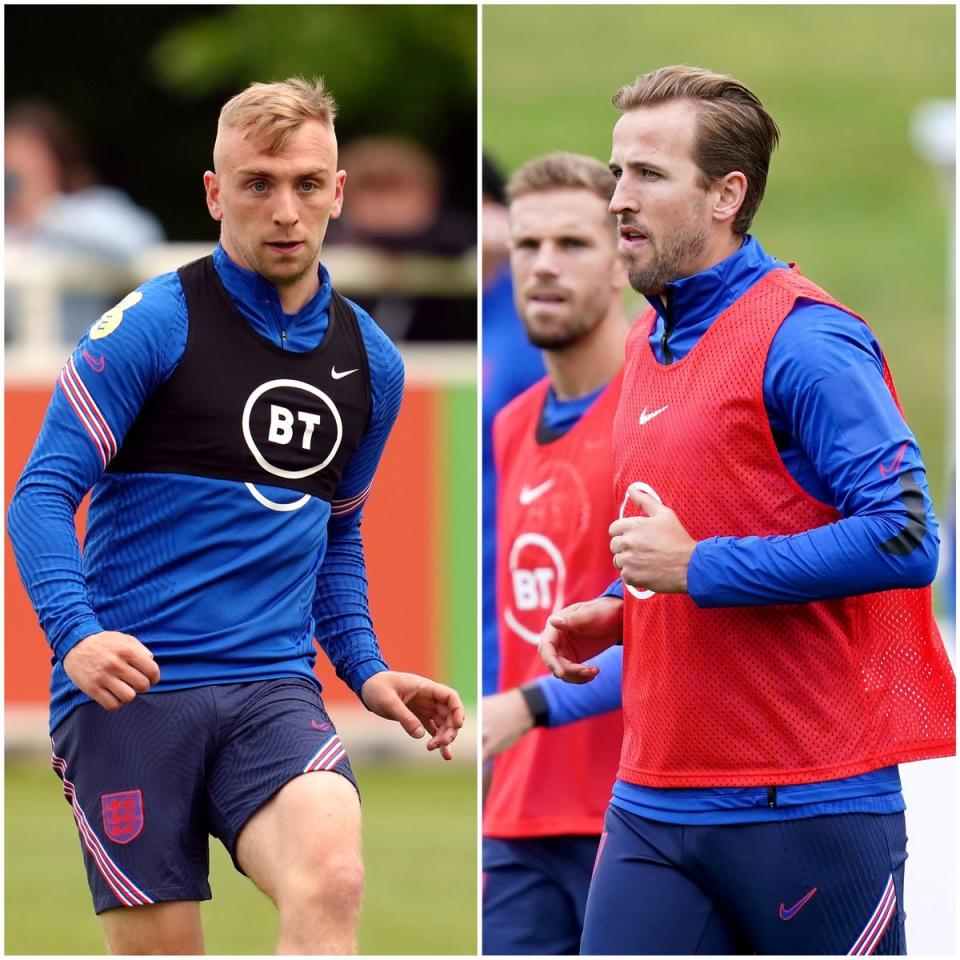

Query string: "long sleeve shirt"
[543, 236, 938, 822]
[8, 245, 403, 730]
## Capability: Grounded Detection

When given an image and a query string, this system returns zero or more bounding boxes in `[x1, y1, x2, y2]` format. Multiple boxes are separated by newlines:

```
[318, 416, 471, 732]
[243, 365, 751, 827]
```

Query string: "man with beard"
[8, 77, 463, 955]
[541, 65, 954, 955]
[482, 152, 626, 955]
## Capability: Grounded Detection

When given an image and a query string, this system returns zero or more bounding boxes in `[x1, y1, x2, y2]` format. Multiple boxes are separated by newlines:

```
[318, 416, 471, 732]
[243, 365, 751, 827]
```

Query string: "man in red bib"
[482, 153, 627, 955]
[540, 66, 955, 955]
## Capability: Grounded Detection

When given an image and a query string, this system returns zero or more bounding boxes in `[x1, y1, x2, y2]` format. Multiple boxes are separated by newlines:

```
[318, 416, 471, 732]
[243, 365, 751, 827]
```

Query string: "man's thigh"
[694, 812, 907, 955]
[235, 770, 362, 905]
[482, 836, 600, 956]
[206, 678, 359, 872]
[580, 806, 746, 956]
[50, 691, 216, 914]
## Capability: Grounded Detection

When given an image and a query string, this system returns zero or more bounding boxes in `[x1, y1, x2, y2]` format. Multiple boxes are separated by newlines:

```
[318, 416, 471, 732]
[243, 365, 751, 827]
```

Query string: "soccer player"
[482, 153, 626, 955]
[540, 66, 956, 955]
[7, 77, 464, 956]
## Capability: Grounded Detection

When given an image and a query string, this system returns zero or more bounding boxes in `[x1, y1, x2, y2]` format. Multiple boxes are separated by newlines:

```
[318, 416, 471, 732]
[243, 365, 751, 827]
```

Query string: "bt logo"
[512, 568, 556, 611]
[242, 378, 343, 512]
[268, 405, 323, 450]
[242, 379, 342, 480]
[504, 532, 566, 645]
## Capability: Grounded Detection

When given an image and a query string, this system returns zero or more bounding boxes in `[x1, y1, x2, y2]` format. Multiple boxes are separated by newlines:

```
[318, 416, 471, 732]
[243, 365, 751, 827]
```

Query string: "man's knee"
[100, 901, 204, 955]
[278, 850, 365, 919]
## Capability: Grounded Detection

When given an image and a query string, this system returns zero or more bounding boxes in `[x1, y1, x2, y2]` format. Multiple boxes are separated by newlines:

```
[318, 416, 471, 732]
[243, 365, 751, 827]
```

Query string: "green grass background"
[485, 4, 954, 512]
[5, 759, 476, 955]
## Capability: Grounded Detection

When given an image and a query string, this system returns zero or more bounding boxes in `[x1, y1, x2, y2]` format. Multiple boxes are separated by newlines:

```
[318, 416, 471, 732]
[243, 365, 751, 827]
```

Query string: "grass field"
[4, 759, 476, 955]
[484, 5, 954, 512]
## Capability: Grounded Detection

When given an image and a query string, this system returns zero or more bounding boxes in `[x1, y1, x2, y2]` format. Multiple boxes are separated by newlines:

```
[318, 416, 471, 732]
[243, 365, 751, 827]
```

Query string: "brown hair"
[507, 151, 616, 206]
[217, 76, 337, 155]
[613, 65, 780, 234]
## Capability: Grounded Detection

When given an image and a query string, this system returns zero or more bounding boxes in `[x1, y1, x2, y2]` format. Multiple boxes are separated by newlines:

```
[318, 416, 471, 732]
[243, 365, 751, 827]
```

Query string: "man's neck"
[276, 274, 321, 315]
[219, 240, 322, 315]
[689, 232, 743, 284]
[657, 232, 744, 307]
[545, 309, 628, 400]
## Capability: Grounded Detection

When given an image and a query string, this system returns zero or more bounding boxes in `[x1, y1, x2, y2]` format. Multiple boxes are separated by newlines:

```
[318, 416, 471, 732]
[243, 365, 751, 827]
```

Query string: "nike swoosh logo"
[311, 719, 332, 731]
[639, 404, 668, 425]
[779, 886, 818, 920]
[879, 441, 908, 478]
[82, 350, 106, 373]
[331, 366, 358, 380]
[519, 479, 554, 505]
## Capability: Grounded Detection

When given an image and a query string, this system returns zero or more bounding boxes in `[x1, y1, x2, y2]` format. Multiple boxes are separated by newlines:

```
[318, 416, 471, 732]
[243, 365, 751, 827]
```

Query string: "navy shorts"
[50, 678, 357, 914]
[482, 835, 601, 955]
[581, 804, 907, 955]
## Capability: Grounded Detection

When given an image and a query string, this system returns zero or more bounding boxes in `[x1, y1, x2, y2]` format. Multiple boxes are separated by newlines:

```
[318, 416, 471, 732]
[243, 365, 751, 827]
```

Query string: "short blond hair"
[613, 65, 780, 234]
[217, 76, 337, 155]
[507, 152, 616, 205]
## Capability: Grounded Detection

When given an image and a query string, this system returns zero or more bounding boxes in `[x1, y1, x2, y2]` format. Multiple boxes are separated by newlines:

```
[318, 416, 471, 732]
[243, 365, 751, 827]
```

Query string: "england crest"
[101, 789, 144, 844]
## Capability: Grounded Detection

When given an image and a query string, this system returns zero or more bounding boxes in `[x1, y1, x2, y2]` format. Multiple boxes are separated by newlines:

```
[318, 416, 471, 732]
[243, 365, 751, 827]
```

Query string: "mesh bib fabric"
[613, 267, 955, 787]
[484, 376, 623, 837]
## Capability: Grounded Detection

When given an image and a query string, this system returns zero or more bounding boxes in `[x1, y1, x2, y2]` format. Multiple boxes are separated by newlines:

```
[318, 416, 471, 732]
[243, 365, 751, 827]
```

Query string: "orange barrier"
[5, 383, 442, 711]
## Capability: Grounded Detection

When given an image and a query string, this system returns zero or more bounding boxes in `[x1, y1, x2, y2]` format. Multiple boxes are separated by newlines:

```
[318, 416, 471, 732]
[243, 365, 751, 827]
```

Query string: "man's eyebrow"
[625, 159, 666, 174]
[234, 167, 328, 179]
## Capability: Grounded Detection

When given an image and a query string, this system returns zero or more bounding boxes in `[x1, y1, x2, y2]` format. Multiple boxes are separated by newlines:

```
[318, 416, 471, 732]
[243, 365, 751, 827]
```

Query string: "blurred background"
[5, 4, 476, 955]
[483, 4, 954, 954]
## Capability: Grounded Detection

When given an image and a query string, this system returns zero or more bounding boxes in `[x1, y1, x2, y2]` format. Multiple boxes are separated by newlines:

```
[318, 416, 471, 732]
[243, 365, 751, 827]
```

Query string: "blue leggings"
[581, 805, 906, 955]
[483, 835, 601, 955]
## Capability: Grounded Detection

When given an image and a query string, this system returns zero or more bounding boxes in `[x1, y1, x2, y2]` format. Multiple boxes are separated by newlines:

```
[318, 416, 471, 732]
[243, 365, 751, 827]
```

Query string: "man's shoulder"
[498, 376, 551, 423]
[769, 298, 884, 391]
[777, 298, 880, 357]
[78, 270, 188, 368]
[137, 268, 188, 310]
[101, 269, 186, 328]
[493, 376, 551, 444]
[337, 294, 404, 385]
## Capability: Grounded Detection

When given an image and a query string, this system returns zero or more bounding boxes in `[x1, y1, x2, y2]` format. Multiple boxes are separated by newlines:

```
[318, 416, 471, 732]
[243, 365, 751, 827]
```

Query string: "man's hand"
[360, 671, 465, 761]
[608, 486, 695, 594]
[62, 631, 160, 710]
[539, 596, 623, 683]
[482, 688, 534, 762]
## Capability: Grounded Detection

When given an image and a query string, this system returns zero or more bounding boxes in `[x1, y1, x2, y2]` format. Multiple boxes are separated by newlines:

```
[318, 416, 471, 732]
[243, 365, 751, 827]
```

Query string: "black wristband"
[519, 682, 550, 727]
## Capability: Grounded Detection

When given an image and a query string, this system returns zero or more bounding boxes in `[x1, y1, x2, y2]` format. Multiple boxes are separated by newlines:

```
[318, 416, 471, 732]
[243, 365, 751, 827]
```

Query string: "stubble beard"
[225, 223, 321, 290]
[523, 299, 607, 351]
[624, 202, 709, 296]
[257, 239, 322, 290]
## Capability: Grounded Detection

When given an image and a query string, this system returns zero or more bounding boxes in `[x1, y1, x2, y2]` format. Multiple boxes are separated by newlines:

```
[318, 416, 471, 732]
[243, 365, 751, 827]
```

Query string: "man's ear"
[203, 170, 223, 222]
[329, 170, 347, 220]
[711, 171, 747, 227]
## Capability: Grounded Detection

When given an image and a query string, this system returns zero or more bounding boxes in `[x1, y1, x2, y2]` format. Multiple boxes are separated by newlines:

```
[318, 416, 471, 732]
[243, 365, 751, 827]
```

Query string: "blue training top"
[536, 235, 938, 823]
[8, 245, 403, 731]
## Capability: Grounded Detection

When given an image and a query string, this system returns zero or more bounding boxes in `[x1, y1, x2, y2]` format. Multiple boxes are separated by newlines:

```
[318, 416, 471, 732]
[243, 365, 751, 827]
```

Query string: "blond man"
[8, 77, 463, 955]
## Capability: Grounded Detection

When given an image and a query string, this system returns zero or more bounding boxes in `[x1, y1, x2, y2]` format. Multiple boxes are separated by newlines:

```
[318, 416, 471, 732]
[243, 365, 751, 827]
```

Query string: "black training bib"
[107, 256, 372, 501]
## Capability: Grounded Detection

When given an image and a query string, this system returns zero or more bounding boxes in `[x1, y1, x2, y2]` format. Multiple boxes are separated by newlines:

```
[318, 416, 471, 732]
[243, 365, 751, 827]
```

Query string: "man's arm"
[311, 308, 401, 692]
[7, 277, 184, 703]
[689, 304, 939, 605]
[483, 646, 623, 760]
[312, 305, 463, 757]
[537, 644, 623, 724]
[611, 304, 939, 604]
